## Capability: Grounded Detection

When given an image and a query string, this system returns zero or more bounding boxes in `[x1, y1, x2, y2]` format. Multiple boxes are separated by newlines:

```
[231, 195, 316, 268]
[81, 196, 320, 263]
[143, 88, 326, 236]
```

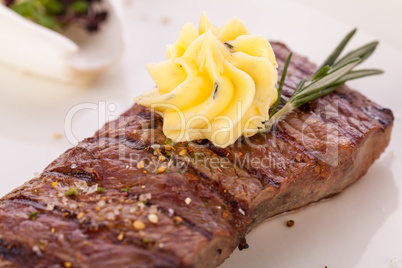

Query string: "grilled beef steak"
[0, 42, 394, 268]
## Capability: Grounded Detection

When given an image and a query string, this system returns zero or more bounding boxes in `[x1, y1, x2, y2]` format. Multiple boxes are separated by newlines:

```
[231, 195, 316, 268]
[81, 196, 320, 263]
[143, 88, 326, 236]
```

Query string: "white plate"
[0, 0, 401, 267]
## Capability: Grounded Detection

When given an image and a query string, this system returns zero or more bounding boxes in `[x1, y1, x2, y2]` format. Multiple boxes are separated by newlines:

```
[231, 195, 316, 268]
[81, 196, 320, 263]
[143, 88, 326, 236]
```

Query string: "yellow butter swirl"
[134, 13, 278, 147]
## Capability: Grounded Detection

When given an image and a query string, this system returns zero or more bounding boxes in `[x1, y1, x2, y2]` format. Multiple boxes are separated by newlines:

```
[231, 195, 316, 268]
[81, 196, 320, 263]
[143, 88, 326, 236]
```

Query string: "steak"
[0, 42, 394, 268]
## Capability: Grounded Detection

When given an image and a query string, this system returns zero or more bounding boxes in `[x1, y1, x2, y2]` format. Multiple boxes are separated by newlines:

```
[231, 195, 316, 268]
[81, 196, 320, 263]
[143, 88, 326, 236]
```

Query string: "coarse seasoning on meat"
[0, 42, 394, 268]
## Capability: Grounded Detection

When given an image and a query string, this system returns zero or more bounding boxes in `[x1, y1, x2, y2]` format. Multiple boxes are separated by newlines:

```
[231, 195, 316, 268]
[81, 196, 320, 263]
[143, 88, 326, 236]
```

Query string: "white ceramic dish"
[0, 0, 401, 267]
[0, 0, 126, 85]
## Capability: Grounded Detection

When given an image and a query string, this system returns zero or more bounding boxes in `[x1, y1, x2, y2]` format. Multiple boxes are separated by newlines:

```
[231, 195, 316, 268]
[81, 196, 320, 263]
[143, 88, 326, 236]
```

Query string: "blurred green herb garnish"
[7, 0, 106, 32]
[11, 0, 60, 30]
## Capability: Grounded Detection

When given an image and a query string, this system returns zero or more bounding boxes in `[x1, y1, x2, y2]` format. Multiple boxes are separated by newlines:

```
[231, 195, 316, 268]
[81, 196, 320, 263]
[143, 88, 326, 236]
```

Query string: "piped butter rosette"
[135, 13, 278, 147]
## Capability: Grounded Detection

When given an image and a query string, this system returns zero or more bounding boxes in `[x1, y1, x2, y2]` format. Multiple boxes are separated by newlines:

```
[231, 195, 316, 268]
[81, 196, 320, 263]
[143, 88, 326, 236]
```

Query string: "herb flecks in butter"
[134, 13, 278, 147]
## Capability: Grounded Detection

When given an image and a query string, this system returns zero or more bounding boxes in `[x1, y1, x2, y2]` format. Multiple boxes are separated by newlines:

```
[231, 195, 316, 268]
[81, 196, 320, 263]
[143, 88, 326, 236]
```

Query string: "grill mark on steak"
[185, 165, 249, 216]
[93, 99, 263, 215]
[0, 182, 211, 267]
[0, 42, 394, 267]
[17, 180, 208, 266]
[254, 170, 280, 188]
[334, 91, 394, 128]
[0, 239, 52, 267]
[153, 205, 214, 240]
[28, 128, 251, 245]
[0, 202, 187, 267]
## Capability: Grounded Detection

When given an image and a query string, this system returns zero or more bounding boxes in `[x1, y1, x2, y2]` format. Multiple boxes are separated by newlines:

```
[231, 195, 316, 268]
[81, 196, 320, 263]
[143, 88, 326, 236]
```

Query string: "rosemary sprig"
[264, 29, 383, 131]
[270, 52, 292, 117]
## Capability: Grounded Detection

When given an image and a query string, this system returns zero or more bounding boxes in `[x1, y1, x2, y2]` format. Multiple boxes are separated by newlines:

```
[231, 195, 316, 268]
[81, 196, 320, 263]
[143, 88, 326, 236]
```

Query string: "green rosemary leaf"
[314, 28, 357, 73]
[265, 102, 295, 129]
[290, 78, 306, 100]
[332, 41, 378, 69]
[294, 58, 361, 100]
[311, 65, 331, 80]
[294, 69, 383, 108]
[280, 97, 287, 105]
[293, 83, 343, 108]
[336, 69, 384, 84]
[270, 52, 292, 117]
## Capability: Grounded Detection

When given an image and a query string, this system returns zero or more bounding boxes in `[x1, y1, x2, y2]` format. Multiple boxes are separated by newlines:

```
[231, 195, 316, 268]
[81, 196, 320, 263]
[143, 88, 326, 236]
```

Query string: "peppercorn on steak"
[0, 42, 393, 268]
